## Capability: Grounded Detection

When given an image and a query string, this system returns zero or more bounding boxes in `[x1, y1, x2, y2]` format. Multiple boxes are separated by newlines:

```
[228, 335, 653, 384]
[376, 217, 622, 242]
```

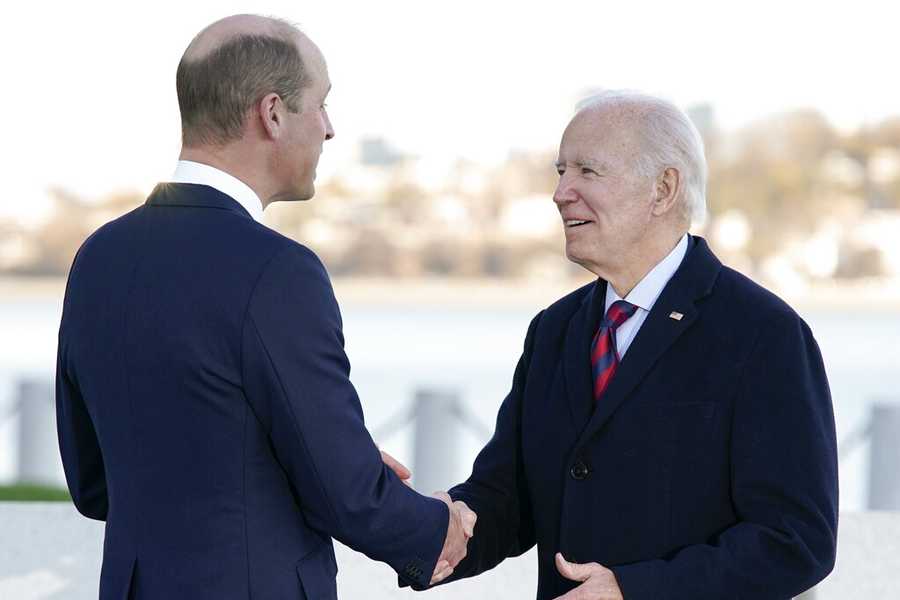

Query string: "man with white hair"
[56, 14, 474, 599]
[425, 91, 838, 599]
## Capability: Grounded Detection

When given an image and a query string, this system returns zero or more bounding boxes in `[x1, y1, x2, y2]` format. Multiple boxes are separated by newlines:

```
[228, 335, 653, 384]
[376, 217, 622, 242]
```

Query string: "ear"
[257, 93, 285, 141]
[651, 167, 681, 217]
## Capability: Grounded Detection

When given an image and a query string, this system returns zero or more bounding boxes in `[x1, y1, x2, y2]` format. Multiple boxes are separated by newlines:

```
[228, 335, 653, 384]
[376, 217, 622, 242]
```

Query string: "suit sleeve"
[240, 244, 448, 588]
[439, 311, 544, 582]
[56, 265, 109, 521]
[611, 311, 839, 599]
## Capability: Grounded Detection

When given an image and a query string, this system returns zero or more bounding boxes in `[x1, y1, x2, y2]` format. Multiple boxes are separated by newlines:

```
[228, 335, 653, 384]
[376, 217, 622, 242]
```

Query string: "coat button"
[570, 459, 589, 480]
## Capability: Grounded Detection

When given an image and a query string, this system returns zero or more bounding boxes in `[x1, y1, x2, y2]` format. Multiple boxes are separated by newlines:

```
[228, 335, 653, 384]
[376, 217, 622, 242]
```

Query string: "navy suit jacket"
[444, 236, 838, 599]
[56, 183, 448, 600]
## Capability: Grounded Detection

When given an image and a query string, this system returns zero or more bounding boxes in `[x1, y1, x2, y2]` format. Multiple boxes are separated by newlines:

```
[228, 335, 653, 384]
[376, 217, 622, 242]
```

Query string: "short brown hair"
[176, 31, 309, 146]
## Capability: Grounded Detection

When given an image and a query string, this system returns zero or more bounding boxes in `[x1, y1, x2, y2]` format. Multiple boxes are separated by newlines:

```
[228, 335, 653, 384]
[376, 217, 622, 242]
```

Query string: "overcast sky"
[3, 0, 897, 225]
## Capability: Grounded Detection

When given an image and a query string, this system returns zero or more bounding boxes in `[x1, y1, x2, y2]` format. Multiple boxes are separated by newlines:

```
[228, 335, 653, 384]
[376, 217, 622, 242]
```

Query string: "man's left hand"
[553, 553, 623, 600]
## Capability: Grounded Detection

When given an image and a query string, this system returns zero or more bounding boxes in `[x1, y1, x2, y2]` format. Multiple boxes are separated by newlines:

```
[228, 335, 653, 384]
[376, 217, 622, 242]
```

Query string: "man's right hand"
[430, 491, 477, 585]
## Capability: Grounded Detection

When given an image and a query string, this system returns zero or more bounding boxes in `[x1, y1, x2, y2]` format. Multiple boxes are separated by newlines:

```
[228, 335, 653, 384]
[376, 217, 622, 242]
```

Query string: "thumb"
[432, 491, 453, 506]
[555, 553, 591, 583]
[457, 502, 477, 537]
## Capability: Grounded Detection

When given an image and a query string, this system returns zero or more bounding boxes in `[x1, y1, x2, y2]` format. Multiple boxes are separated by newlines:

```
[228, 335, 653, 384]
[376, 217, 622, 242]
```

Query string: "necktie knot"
[600, 300, 638, 331]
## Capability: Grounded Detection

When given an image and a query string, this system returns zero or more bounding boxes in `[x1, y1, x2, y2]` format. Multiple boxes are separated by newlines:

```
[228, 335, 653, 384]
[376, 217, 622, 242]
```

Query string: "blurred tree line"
[2, 109, 898, 280]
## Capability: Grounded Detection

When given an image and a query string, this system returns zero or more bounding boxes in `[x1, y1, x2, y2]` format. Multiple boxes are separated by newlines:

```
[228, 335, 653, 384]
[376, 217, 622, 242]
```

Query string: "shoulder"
[709, 267, 817, 351]
[715, 266, 801, 324]
[517, 281, 595, 348]
[256, 235, 329, 281]
[247, 235, 336, 315]
[69, 206, 145, 272]
[543, 280, 595, 321]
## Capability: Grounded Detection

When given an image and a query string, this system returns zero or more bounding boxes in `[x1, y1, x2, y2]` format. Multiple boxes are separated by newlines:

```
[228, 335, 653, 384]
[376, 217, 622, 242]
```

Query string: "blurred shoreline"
[3, 275, 900, 312]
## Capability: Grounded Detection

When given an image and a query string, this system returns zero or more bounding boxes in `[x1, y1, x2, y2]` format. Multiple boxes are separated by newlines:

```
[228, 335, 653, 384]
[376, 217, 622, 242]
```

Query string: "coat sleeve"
[241, 244, 448, 588]
[440, 310, 544, 582]
[611, 310, 839, 599]
[56, 263, 109, 521]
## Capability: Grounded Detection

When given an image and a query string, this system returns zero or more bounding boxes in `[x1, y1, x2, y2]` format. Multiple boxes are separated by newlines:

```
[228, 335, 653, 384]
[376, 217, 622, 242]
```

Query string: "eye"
[555, 166, 565, 176]
[581, 167, 597, 176]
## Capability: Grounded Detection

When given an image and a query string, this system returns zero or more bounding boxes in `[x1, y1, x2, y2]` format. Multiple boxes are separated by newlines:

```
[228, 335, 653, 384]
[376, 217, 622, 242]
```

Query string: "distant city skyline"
[3, 0, 897, 226]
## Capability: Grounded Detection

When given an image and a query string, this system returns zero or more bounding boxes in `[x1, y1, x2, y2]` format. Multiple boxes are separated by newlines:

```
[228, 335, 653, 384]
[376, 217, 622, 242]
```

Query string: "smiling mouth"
[565, 219, 592, 228]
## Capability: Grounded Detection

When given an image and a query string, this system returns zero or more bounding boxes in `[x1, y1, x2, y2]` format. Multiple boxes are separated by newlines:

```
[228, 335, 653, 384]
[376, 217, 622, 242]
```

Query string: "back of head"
[177, 15, 308, 147]
[577, 90, 708, 225]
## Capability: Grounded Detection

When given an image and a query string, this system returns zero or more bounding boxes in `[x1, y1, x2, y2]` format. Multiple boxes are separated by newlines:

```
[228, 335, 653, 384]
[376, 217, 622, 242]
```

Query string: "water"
[1, 293, 897, 510]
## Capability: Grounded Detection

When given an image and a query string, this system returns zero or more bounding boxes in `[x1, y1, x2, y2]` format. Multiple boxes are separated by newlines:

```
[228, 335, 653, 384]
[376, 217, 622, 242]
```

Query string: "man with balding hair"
[56, 15, 473, 600]
[427, 91, 838, 599]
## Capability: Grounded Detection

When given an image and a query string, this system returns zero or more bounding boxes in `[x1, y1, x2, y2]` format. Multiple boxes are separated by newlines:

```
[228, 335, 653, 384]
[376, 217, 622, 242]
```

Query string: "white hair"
[576, 90, 708, 224]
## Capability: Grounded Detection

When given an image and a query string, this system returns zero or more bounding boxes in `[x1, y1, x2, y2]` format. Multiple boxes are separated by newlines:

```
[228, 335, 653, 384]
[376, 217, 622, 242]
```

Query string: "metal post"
[411, 388, 460, 496]
[17, 378, 65, 487]
[868, 402, 900, 510]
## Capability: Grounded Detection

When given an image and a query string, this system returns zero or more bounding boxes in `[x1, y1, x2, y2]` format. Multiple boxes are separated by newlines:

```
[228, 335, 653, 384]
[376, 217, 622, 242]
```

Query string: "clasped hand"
[379, 450, 477, 585]
[430, 491, 476, 584]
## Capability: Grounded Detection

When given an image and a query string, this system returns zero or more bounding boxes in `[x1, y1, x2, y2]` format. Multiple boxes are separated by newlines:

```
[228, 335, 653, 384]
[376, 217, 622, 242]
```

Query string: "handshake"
[430, 491, 477, 585]
[381, 450, 477, 586]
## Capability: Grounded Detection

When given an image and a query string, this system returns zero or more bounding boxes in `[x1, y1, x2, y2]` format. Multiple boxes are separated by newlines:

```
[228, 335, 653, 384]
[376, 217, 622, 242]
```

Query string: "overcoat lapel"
[572, 237, 722, 448]
[562, 281, 605, 432]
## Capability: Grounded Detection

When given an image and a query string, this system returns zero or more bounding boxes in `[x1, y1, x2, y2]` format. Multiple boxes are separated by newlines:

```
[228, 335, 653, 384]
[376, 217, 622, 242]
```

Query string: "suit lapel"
[574, 237, 722, 448]
[563, 281, 605, 432]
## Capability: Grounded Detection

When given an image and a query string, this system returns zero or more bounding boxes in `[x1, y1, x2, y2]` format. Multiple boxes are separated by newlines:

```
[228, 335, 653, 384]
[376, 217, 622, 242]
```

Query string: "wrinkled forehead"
[558, 107, 642, 166]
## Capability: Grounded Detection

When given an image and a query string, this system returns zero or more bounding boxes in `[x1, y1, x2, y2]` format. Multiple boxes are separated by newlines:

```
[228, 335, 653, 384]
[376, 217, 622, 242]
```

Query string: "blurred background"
[0, 0, 898, 597]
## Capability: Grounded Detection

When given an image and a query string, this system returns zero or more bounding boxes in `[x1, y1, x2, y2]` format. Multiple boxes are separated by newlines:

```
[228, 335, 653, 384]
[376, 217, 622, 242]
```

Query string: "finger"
[433, 559, 449, 573]
[463, 521, 474, 538]
[460, 512, 475, 537]
[430, 566, 453, 585]
[456, 501, 477, 537]
[555, 552, 592, 583]
[432, 491, 452, 504]
[380, 449, 412, 480]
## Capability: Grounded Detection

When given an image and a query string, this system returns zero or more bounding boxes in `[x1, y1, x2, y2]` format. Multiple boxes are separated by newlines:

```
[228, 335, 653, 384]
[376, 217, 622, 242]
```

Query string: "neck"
[179, 146, 276, 207]
[601, 231, 685, 298]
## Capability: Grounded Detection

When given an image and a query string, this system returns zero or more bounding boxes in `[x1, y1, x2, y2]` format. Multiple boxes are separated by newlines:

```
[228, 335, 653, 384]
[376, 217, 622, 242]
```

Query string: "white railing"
[1, 503, 898, 599]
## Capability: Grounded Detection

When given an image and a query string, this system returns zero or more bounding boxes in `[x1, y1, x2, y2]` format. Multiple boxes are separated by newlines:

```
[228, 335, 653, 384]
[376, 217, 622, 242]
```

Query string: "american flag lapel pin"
[668, 311, 684, 321]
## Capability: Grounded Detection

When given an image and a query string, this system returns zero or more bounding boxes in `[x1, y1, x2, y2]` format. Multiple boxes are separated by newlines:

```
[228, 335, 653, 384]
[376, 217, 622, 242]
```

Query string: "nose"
[553, 176, 577, 206]
[324, 110, 335, 141]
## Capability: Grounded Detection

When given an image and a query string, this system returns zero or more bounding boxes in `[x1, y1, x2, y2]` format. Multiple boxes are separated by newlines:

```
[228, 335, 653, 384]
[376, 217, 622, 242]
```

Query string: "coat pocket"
[296, 540, 338, 600]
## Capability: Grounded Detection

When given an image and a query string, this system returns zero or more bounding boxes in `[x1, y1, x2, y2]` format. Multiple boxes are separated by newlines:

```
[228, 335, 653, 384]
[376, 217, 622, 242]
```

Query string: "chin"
[290, 182, 315, 202]
[565, 244, 603, 276]
[564, 241, 584, 264]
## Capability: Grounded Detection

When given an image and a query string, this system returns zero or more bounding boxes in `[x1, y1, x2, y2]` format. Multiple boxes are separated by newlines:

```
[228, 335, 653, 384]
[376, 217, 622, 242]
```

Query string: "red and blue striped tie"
[591, 300, 638, 403]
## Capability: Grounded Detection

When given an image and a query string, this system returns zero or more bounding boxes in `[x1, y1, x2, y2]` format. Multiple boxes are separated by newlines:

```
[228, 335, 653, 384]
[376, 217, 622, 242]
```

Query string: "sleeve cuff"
[611, 559, 666, 600]
[395, 497, 449, 589]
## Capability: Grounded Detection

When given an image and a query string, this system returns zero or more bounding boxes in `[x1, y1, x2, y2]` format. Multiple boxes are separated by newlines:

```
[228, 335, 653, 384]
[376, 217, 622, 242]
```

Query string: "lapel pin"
[669, 311, 684, 321]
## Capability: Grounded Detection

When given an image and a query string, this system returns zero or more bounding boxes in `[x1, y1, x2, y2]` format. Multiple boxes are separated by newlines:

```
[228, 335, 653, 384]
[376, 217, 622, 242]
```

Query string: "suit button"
[570, 460, 589, 480]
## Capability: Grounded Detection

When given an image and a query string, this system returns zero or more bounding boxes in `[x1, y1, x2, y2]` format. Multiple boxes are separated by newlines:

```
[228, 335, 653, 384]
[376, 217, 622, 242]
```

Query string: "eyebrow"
[554, 158, 611, 172]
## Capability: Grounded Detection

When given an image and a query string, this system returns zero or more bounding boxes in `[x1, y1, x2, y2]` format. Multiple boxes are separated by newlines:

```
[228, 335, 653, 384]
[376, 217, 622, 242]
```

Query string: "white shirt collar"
[605, 234, 689, 313]
[169, 160, 264, 223]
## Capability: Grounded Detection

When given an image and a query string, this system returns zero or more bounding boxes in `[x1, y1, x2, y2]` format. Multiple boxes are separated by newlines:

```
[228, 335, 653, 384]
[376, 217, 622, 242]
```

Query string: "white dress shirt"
[604, 234, 689, 359]
[169, 160, 264, 223]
